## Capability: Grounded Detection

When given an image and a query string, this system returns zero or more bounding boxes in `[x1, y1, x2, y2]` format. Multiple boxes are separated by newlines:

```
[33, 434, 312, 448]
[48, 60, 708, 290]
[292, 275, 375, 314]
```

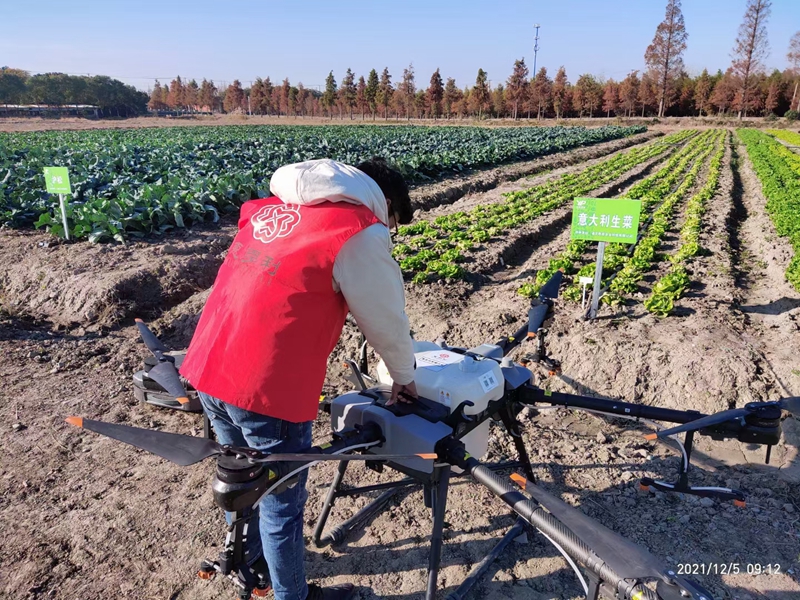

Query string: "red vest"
[180, 197, 380, 422]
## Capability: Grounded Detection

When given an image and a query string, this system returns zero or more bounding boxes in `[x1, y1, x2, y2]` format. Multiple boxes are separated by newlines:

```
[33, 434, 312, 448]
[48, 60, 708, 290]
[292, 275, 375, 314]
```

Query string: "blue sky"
[3, 0, 799, 92]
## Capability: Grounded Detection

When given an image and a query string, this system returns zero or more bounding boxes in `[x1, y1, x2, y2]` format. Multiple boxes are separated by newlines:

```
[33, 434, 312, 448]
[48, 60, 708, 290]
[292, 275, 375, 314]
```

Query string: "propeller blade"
[510, 474, 667, 581]
[779, 397, 800, 417]
[147, 362, 189, 404]
[538, 270, 563, 300]
[527, 304, 550, 336]
[255, 452, 438, 463]
[644, 408, 751, 440]
[135, 318, 168, 354]
[66, 417, 222, 466]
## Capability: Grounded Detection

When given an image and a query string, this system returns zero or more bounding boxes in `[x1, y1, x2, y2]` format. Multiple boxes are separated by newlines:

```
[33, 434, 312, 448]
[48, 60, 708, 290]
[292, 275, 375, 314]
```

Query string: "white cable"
[538, 530, 590, 596]
[251, 440, 381, 509]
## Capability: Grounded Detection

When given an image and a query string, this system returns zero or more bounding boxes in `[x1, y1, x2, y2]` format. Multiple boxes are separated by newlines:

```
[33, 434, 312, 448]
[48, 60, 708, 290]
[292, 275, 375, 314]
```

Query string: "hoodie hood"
[269, 159, 389, 225]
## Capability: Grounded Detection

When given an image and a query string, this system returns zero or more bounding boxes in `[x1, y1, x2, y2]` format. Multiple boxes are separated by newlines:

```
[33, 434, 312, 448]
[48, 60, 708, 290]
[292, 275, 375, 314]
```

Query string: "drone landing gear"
[198, 509, 272, 599]
[520, 328, 561, 377]
[639, 431, 746, 506]
[313, 457, 534, 600]
[313, 462, 452, 600]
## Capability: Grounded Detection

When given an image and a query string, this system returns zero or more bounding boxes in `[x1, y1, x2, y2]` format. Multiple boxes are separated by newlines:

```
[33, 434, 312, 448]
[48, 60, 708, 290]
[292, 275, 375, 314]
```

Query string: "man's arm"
[333, 224, 416, 387]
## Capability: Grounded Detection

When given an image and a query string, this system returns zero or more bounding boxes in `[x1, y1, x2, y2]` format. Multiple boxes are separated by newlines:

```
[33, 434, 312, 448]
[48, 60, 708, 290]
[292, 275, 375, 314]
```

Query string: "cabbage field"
[0, 124, 644, 242]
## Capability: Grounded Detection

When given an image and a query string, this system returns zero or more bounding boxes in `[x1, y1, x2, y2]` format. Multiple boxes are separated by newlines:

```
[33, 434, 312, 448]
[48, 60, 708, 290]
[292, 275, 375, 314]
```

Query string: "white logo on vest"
[251, 205, 302, 244]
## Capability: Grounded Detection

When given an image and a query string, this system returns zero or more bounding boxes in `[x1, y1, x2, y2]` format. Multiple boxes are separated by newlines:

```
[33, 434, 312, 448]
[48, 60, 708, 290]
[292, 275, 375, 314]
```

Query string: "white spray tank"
[375, 340, 505, 462]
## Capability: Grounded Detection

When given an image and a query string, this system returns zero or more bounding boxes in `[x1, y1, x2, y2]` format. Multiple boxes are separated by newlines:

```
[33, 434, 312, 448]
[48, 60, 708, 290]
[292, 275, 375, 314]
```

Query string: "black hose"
[441, 439, 659, 600]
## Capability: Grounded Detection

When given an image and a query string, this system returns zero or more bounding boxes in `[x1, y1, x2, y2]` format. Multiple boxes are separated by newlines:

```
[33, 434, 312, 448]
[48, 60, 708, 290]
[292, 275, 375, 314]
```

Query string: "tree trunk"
[792, 81, 799, 111]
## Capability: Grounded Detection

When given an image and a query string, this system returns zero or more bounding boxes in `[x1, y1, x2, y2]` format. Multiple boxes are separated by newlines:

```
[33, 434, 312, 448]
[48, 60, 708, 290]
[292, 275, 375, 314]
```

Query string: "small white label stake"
[588, 241, 606, 319]
[58, 194, 70, 241]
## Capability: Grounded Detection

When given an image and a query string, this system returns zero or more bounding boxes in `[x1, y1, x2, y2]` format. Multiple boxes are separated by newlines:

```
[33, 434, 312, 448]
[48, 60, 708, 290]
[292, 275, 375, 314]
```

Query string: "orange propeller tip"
[417, 453, 438, 459]
[177, 397, 190, 405]
[509, 473, 527, 488]
[527, 332, 536, 338]
[134, 318, 143, 323]
[643, 433, 658, 441]
[65, 416, 84, 428]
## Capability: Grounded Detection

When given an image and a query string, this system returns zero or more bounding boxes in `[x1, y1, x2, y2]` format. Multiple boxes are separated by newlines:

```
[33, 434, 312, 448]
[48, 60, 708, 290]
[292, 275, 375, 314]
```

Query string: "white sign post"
[43, 167, 72, 241]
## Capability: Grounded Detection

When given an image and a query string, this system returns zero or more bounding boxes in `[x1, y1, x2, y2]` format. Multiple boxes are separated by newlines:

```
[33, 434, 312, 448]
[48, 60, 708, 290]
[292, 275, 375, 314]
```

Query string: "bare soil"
[1, 129, 799, 600]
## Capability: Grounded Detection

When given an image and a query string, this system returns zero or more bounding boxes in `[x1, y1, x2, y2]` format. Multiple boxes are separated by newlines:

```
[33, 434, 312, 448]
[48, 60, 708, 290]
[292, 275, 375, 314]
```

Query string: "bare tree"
[645, 0, 689, 117]
[788, 31, 800, 111]
[730, 0, 772, 119]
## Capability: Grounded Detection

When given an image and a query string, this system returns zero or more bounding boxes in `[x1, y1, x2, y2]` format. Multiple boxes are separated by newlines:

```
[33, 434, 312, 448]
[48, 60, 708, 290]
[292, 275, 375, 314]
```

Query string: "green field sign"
[43, 167, 71, 195]
[570, 197, 642, 244]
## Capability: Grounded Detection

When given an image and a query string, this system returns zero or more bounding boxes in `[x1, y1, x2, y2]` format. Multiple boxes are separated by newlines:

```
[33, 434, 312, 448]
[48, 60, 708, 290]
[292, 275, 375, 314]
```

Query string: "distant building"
[0, 104, 100, 118]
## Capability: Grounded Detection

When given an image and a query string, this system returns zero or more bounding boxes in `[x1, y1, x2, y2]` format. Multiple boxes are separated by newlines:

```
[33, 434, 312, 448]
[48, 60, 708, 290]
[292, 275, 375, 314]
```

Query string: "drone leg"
[312, 461, 349, 547]
[640, 430, 746, 505]
[426, 465, 451, 600]
[499, 404, 536, 482]
[203, 413, 212, 440]
[585, 571, 602, 600]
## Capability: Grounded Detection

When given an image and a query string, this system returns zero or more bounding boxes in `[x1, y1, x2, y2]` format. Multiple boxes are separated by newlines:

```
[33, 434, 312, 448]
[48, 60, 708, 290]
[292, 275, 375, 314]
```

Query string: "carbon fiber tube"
[444, 442, 659, 600]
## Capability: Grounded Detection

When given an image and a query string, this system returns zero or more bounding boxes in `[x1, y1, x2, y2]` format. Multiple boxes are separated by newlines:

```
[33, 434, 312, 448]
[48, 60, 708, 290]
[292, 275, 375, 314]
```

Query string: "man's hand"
[388, 381, 418, 406]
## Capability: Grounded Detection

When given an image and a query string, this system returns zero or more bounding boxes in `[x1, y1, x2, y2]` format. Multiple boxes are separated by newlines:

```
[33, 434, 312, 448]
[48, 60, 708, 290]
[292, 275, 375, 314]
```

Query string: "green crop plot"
[0, 124, 645, 242]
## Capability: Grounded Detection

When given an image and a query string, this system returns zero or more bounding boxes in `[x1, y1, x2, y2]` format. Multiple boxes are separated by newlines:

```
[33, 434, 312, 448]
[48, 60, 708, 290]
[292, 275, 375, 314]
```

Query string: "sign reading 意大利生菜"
[570, 197, 642, 244]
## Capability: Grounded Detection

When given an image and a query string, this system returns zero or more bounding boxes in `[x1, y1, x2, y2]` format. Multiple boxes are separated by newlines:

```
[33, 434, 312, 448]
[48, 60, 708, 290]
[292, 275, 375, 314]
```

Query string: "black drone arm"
[517, 386, 783, 446]
[436, 437, 710, 600]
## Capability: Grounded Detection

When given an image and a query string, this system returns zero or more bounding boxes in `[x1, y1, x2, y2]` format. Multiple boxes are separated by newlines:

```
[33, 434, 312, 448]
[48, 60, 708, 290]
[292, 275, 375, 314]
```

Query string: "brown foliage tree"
[198, 79, 218, 112]
[645, 0, 688, 117]
[531, 67, 552, 119]
[427, 68, 444, 119]
[730, 0, 772, 119]
[693, 69, 714, 116]
[223, 80, 245, 113]
[618, 71, 640, 117]
[443, 77, 461, 119]
[638, 73, 658, 116]
[167, 76, 185, 109]
[470, 69, 490, 118]
[250, 78, 267, 114]
[551, 67, 569, 119]
[603, 80, 619, 117]
[185, 80, 199, 111]
[711, 69, 737, 115]
[505, 58, 530, 119]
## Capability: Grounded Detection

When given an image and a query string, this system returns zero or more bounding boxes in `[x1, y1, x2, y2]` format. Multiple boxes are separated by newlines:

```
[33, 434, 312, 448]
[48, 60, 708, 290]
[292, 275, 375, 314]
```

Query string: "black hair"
[356, 157, 413, 225]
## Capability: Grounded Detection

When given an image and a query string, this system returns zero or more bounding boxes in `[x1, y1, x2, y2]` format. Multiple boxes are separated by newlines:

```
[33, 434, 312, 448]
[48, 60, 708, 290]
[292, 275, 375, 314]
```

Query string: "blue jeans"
[199, 391, 312, 600]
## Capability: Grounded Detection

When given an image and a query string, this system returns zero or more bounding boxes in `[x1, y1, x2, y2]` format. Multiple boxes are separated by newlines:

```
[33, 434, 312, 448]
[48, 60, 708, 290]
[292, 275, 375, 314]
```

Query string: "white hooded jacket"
[269, 159, 416, 385]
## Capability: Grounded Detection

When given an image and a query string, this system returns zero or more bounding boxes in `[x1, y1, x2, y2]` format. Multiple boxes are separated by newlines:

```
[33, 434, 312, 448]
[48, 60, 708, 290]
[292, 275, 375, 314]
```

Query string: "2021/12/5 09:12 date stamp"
[676, 563, 782, 576]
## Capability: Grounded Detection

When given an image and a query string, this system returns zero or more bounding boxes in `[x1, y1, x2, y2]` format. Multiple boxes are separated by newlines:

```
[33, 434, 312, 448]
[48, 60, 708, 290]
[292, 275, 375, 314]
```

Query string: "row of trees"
[145, 0, 799, 121]
[0, 68, 149, 116]
[5, 0, 798, 121]
[146, 59, 800, 121]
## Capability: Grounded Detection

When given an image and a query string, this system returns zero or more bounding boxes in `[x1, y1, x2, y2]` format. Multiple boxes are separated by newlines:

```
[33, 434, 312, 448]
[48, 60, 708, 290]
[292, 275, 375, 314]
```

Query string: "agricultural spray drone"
[67, 271, 799, 600]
